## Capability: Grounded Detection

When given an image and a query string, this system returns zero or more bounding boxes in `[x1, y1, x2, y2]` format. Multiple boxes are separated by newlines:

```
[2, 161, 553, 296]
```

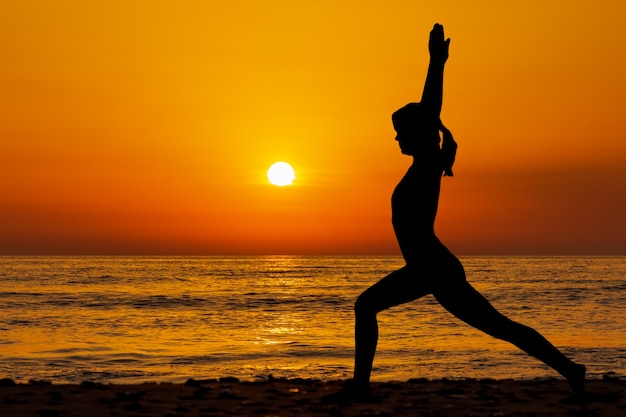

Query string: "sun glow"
[267, 162, 296, 186]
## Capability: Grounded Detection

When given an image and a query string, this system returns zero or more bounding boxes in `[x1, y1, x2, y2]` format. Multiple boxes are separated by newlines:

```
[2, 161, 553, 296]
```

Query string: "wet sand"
[1, 376, 624, 417]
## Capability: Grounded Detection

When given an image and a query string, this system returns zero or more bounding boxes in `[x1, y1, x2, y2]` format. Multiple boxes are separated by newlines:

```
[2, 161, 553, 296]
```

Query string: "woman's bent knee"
[354, 291, 379, 316]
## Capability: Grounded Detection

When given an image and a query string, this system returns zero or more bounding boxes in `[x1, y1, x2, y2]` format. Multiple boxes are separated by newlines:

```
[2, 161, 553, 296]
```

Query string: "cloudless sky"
[1, 1, 625, 255]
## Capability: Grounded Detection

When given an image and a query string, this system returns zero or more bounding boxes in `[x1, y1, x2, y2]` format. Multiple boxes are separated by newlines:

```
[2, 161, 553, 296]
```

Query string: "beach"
[2, 257, 624, 416]
[2, 376, 624, 417]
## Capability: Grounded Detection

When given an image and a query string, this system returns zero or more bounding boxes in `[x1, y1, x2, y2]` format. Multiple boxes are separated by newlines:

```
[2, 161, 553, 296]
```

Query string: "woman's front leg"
[353, 297, 378, 389]
[352, 266, 429, 388]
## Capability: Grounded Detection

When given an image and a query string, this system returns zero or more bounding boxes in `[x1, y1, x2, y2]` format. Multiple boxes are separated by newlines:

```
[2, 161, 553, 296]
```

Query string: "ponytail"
[441, 129, 457, 176]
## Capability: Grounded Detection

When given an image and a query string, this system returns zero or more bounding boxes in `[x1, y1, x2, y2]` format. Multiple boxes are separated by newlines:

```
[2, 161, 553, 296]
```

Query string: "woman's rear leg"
[433, 281, 585, 395]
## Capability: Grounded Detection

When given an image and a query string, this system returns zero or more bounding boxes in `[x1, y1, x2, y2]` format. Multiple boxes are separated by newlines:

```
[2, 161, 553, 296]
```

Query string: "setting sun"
[1, 1, 625, 255]
[267, 162, 296, 186]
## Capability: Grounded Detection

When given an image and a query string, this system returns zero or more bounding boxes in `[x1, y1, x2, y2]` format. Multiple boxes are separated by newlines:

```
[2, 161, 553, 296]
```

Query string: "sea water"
[0, 256, 624, 384]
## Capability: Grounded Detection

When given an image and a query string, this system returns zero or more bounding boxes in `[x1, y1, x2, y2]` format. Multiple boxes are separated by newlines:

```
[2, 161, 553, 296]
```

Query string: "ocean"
[1, 256, 624, 384]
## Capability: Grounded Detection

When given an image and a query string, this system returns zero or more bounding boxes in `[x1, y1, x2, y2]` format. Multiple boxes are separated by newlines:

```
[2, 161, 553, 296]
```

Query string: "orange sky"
[1, 1, 625, 255]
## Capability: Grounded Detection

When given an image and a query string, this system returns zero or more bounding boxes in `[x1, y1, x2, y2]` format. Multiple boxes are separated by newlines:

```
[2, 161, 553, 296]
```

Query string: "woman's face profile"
[394, 124, 439, 156]
[394, 127, 416, 155]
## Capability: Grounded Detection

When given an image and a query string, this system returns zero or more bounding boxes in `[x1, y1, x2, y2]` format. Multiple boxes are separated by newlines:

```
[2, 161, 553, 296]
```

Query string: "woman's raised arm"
[421, 24, 450, 118]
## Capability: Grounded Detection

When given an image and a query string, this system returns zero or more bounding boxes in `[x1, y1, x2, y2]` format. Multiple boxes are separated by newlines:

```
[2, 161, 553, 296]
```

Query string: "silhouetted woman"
[330, 24, 586, 401]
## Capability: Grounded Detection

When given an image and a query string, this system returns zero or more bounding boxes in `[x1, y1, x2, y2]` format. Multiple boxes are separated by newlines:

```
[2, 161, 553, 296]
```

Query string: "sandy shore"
[1, 376, 624, 417]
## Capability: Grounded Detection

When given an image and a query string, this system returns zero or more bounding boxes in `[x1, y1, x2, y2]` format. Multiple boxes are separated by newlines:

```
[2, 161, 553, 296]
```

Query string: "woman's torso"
[391, 160, 447, 262]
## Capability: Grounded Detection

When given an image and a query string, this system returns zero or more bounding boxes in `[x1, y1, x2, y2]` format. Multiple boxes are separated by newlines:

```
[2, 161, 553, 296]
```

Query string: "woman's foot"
[565, 363, 586, 397]
[322, 380, 375, 405]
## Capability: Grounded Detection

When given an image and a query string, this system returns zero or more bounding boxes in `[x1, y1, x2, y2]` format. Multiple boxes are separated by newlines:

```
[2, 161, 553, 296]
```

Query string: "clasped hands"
[429, 23, 450, 64]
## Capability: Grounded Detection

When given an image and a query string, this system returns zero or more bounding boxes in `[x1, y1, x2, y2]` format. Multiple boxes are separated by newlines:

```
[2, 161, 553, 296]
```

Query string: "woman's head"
[392, 103, 440, 155]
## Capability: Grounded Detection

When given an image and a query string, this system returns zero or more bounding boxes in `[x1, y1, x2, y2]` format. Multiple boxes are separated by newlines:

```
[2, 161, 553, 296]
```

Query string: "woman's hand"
[438, 119, 451, 134]
[429, 23, 450, 64]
